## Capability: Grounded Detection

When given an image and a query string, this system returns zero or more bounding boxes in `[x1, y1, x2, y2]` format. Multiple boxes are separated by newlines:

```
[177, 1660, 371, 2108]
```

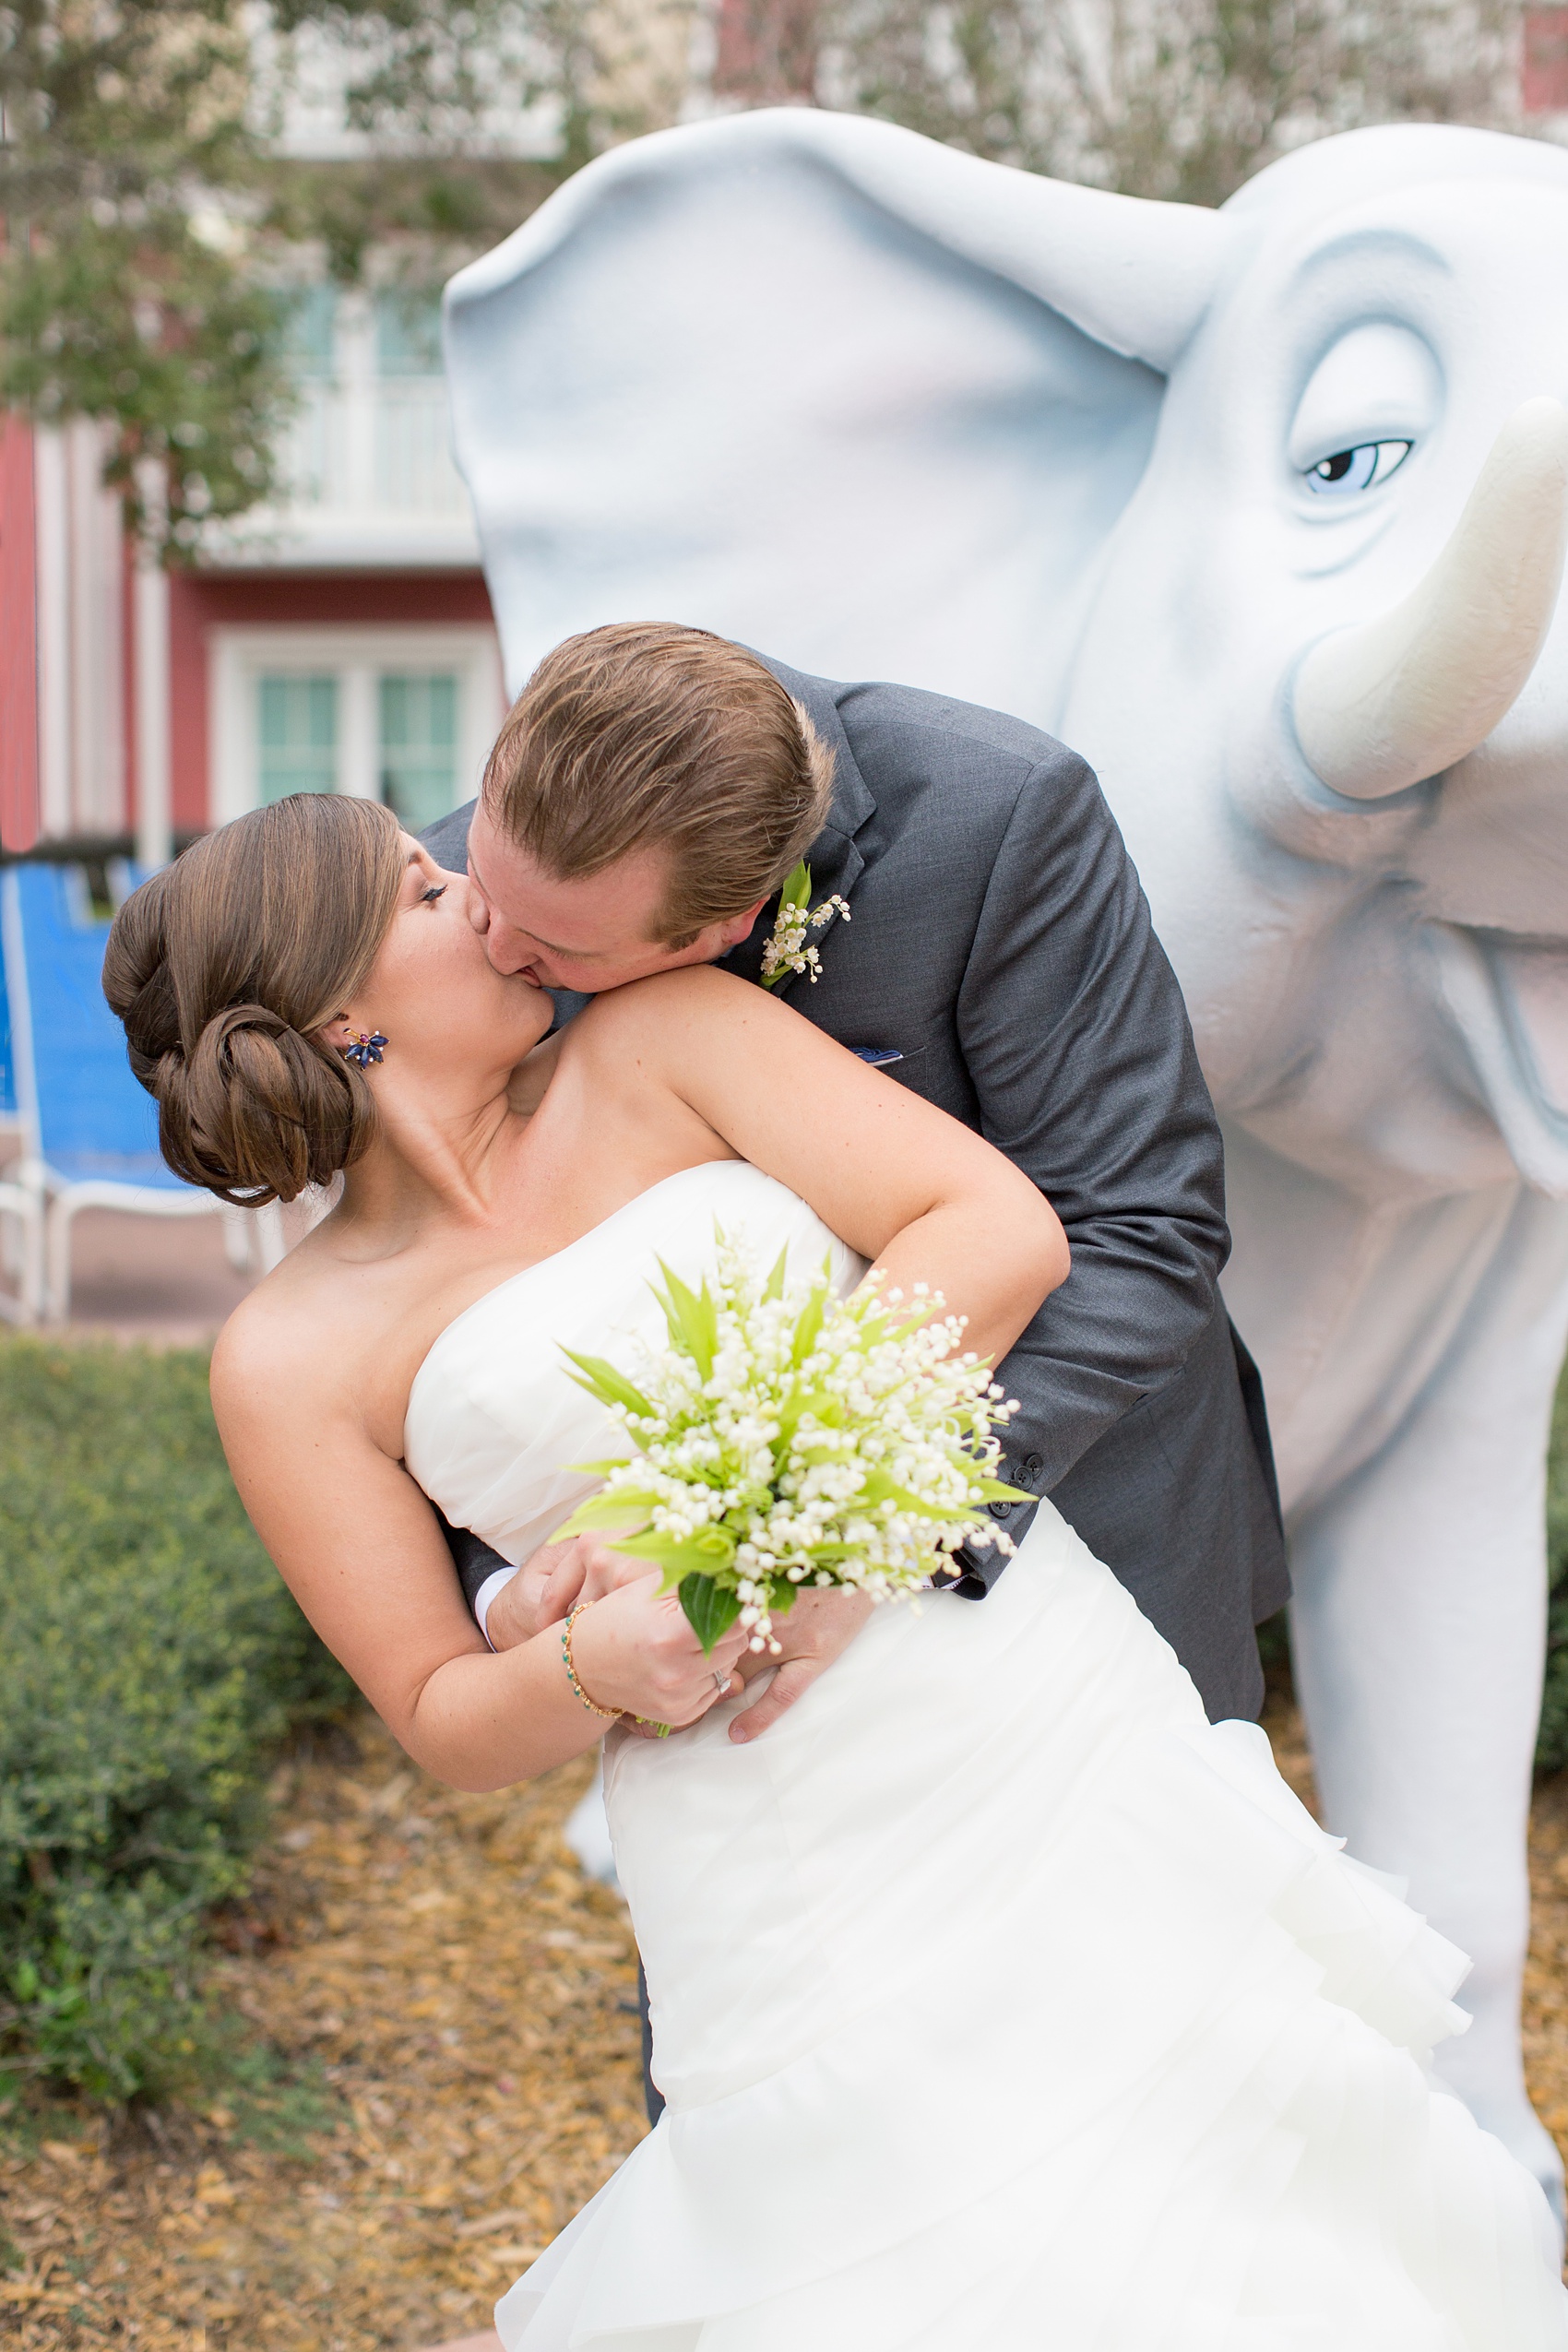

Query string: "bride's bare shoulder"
[209, 1236, 363, 1430]
[561, 966, 763, 1063]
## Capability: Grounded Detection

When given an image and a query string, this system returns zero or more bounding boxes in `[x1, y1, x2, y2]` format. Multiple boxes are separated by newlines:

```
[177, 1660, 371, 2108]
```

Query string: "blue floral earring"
[343, 1030, 388, 1070]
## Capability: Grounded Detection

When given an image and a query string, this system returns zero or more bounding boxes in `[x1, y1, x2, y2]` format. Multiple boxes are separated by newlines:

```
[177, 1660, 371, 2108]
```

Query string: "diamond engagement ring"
[713, 1670, 729, 1694]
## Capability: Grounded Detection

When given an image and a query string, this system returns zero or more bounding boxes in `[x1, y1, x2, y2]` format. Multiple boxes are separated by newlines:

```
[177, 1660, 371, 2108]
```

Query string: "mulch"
[4, 1693, 1568, 2348]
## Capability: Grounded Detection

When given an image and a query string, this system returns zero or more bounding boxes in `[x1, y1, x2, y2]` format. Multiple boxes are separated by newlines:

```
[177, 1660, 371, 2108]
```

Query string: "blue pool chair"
[0, 905, 42, 1320]
[0, 863, 277, 1323]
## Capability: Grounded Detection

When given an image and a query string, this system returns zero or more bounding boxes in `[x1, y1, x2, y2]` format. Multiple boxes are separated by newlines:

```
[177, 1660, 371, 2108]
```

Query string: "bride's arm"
[578, 967, 1070, 1361]
[210, 1316, 748, 1793]
[524, 969, 1072, 1747]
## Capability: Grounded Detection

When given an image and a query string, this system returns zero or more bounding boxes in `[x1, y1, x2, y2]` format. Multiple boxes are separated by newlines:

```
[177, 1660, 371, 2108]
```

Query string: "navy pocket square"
[847, 1046, 904, 1068]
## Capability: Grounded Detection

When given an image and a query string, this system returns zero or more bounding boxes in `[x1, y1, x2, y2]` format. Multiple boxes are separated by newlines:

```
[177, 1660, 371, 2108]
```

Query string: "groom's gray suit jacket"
[422, 658, 1289, 1723]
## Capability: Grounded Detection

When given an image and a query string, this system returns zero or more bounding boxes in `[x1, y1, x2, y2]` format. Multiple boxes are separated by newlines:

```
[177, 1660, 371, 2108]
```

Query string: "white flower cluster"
[760, 891, 850, 987]
[556, 1231, 1023, 1656]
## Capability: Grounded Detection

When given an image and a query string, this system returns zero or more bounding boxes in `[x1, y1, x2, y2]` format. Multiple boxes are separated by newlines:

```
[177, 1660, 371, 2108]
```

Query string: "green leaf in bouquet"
[651, 1262, 719, 1381]
[772, 1386, 814, 1444]
[553, 1488, 664, 1538]
[612, 1526, 739, 1587]
[763, 1244, 790, 1301]
[857, 1467, 977, 1522]
[722, 1483, 777, 1520]
[560, 1348, 658, 1420]
[677, 1573, 743, 1654]
[795, 1441, 849, 1468]
[790, 1284, 828, 1368]
[976, 1474, 1034, 1505]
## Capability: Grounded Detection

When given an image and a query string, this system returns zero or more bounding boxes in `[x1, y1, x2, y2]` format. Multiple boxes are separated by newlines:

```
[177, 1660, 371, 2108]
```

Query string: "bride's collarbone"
[317, 1191, 576, 1388]
[307, 1141, 734, 1443]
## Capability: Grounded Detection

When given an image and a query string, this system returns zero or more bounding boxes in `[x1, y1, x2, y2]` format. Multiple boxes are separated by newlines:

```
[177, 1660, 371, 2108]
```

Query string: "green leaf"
[559, 1348, 657, 1420]
[552, 1490, 662, 1539]
[976, 1475, 1034, 1505]
[856, 1467, 977, 1522]
[763, 1245, 790, 1302]
[759, 865, 815, 991]
[779, 860, 813, 910]
[790, 1283, 828, 1368]
[650, 1262, 719, 1381]
[612, 1526, 739, 1587]
[678, 1574, 742, 1654]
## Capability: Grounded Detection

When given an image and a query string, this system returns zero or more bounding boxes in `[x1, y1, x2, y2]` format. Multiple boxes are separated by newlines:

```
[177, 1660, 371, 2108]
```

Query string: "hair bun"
[102, 794, 405, 1207]
[101, 866, 181, 1091]
[157, 1003, 367, 1207]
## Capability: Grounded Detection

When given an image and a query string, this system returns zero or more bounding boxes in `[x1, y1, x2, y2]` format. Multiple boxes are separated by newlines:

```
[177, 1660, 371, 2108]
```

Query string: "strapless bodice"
[402, 1159, 861, 1571]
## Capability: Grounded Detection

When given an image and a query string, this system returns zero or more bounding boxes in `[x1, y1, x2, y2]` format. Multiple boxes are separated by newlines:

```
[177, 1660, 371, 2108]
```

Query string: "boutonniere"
[759, 861, 850, 990]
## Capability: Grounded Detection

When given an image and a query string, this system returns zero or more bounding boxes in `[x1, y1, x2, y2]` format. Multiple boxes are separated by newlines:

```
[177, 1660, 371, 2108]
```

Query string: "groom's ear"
[717, 901, 767, 952]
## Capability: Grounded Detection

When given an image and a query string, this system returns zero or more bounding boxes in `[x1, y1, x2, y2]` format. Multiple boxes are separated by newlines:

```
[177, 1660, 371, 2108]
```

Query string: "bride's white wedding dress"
[404, 1161, 1568, 2350]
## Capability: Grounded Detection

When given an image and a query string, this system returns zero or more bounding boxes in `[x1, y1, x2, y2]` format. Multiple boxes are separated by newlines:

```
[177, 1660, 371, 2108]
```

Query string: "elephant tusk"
[1291, 398, 1568, 801]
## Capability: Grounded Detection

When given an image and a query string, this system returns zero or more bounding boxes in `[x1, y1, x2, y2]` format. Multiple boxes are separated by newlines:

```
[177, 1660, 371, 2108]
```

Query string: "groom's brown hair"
[481, 623, 836, 946]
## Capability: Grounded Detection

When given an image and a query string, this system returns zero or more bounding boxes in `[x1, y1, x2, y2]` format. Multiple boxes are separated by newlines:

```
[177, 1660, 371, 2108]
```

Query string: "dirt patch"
[3, 1699, 1566, 2347]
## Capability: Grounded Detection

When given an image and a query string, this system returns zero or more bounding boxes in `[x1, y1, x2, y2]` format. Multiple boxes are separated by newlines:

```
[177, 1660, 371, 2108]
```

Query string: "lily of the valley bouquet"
[553, 1229, 1028, 1654]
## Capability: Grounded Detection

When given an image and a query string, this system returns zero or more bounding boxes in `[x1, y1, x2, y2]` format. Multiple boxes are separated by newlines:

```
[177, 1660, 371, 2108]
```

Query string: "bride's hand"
[486, 1536, 651, 1650]
[726, 1586, 876, 1744]
[564, 1574, 749, 1728]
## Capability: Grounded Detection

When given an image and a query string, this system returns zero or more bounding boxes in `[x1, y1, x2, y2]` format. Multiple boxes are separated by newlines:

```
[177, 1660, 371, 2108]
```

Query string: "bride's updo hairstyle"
[103, 793, 406, 1206]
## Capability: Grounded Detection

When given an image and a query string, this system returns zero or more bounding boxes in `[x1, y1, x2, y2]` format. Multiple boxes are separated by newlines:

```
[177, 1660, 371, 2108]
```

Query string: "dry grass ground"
[3, 1692, 1567, 2349]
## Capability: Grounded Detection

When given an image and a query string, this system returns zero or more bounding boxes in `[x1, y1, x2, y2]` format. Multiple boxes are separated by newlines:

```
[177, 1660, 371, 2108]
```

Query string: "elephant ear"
[444, 110, 1231, 724]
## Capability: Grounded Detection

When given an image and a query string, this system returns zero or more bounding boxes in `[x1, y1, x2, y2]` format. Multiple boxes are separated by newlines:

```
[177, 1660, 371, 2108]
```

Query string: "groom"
[422, 620, 1288, 1731]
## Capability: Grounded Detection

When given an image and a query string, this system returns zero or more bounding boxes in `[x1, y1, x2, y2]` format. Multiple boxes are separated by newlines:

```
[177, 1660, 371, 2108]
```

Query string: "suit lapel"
[726, 658, 874, 1000]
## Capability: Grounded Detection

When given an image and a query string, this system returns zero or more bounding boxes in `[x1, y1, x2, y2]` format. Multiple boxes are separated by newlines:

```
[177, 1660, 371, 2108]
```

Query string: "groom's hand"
[484, 1536, 662, 1651]
[481, 1533, 671, 1646]
[483, 1538, 580, 1649]
[727, 1589, 875, 1744]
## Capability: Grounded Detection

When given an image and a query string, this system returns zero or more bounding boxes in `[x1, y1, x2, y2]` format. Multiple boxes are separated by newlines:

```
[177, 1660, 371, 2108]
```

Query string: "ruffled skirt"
[495, 1503, 1568, 2348]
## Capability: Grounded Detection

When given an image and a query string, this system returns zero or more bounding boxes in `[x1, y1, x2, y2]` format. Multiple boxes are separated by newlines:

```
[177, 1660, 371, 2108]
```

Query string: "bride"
[106, 790, 1568, 2348]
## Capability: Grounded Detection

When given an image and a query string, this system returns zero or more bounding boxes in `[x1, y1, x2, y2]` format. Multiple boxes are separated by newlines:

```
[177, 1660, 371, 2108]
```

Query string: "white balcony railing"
[276, 377, 471, 520]
[210, 287, 481, 570]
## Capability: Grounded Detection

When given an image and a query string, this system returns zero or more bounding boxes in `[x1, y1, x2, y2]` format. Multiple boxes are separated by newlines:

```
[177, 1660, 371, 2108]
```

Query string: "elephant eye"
[1303, 440, 1413, 495]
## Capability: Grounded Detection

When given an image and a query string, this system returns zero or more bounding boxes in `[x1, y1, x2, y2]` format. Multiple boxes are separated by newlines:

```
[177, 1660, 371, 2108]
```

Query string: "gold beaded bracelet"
[562, 1603, 619, 1722]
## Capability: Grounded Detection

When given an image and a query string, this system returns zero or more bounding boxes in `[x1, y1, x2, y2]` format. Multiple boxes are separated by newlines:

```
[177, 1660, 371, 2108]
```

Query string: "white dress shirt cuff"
[474, 1563, 522, 1650]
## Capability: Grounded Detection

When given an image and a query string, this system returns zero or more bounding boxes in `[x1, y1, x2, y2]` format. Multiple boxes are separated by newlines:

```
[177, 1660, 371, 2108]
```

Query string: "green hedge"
[0, 1336, 350, 2100]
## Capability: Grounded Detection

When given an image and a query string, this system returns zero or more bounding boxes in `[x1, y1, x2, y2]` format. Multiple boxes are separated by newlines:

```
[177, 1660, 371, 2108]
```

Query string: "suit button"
[989, 1499, 1012, 1519]
[1021, 1454, 1042, 1476]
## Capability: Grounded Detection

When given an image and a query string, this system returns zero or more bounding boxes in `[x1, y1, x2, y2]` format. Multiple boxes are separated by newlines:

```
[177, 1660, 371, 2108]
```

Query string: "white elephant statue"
[443, 109, 1568, 2208]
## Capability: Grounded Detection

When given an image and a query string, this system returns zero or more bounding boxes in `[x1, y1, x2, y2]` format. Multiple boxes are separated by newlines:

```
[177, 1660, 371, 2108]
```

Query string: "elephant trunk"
[1290, 398, 1568, 801]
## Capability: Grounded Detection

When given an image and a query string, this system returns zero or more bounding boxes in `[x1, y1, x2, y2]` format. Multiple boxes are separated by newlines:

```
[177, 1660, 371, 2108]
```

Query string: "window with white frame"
[258, 675, 339, 801]
[377, 671, 461, 830]
[269, 283, 468, 525]
[212, 628, 506, 831]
